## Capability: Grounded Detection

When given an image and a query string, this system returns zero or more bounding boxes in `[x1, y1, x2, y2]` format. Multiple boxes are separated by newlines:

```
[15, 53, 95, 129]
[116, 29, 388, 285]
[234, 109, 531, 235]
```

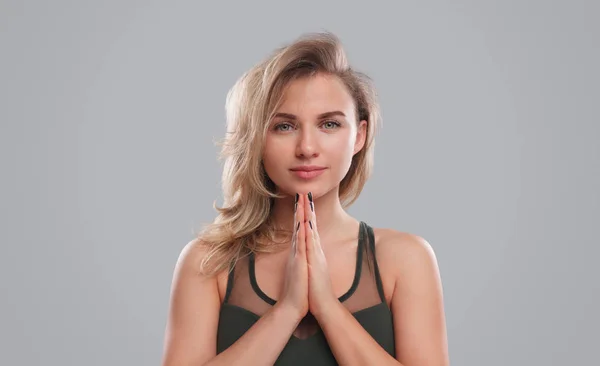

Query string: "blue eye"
[274, 123, 294, 131]
[272, 120, 341, 132]
[322, 120, 341, 129]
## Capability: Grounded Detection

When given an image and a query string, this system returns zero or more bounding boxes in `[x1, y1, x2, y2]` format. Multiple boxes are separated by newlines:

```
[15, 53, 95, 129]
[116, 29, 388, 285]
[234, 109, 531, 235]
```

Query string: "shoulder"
[371, 228, 449, 365]
[173, 238, 228, 281]
[168, 238, 231, 311]
[371, 227, 441, 283]
[372, 227, 437, 263]
[163, 238, 225, 365]
[177, 238, 234, 302]
[175, 238, 207, 271]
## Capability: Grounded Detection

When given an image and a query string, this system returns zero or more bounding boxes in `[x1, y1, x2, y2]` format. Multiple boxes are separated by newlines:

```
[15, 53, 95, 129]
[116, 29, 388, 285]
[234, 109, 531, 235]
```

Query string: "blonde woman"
[162, 31, 449, 366]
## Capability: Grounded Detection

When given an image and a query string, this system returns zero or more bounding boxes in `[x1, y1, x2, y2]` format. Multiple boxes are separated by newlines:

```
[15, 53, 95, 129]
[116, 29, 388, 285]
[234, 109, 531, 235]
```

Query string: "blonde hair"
[194, 31, 382, 277]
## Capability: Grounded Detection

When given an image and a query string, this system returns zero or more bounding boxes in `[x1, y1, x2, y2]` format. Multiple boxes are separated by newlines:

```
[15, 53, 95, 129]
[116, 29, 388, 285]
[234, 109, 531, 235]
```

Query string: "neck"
[269, 186, 351, 245]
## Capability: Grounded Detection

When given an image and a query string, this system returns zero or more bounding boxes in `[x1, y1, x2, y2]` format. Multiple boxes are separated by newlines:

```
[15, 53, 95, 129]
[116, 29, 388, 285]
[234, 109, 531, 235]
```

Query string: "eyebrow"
[273, 111, 346, 120]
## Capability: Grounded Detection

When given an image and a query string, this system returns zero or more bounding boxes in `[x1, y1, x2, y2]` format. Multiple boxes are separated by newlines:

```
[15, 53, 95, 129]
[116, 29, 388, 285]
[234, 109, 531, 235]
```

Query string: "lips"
[290, 166, 326, 172]
[290, 166, 327, 179]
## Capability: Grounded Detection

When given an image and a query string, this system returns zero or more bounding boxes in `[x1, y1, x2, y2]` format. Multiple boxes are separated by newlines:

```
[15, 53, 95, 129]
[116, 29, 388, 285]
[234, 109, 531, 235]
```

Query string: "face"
[262, 73, 367, 198]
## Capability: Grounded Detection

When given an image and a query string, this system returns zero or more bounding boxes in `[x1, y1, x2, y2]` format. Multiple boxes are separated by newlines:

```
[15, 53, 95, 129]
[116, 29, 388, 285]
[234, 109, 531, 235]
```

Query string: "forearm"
[204, 303, 301, 366]
[317, 301, 402, 366]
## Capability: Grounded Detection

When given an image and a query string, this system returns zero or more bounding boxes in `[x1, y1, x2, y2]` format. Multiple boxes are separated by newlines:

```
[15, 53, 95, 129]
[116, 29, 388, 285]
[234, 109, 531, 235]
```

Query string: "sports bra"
[216, 221, 396, 364]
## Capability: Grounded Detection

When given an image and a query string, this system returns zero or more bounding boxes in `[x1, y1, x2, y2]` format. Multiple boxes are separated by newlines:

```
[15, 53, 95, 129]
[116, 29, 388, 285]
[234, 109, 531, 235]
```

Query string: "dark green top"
[216, 221, 396, 364]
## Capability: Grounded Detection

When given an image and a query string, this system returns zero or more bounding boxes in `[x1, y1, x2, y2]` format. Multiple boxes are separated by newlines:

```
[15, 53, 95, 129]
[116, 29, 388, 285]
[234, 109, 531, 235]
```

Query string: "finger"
[302, 193, 311, 245]
[305, 192, 319, 241]
[305, 219, 315, 261]
[291, 220, 299, 256]
[291, 193, 299, 254]
[304, 192, 311, 223]
[307, 191, 318, 231]
[297, 194, 306, 257]
[294, 193, 304, 257]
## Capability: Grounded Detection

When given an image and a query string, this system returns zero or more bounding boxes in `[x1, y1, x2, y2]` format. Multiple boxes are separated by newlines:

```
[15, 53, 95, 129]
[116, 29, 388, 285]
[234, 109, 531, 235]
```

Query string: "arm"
[317, 300, 402, 365]
[390, 234, 449, 365]
[204, 302, 303, 366]
[316, 233, 449, 366]
[161, 239, 303, 366]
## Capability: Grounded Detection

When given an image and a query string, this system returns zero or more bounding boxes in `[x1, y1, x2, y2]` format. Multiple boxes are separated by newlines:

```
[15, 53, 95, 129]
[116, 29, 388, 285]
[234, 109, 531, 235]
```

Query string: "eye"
[273, 122, 295, 132]
[322, 120, 342, 129]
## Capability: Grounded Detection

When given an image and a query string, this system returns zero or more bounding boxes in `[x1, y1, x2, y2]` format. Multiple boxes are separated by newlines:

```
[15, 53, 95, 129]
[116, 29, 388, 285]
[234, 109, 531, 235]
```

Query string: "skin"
[215, 72, 450, 364]
[161, 72, 448, 365]
[263, 72, 367, 243]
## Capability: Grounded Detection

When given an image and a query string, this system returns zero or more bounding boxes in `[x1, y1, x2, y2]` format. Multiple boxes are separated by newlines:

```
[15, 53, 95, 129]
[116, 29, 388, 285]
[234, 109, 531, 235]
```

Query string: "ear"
[353, 120, 368, 155]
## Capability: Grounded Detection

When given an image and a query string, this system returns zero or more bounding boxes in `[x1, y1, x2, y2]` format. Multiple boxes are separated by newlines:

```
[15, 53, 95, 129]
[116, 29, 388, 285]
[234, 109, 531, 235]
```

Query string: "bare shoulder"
[171, 238, 212, 281]
[175, 238, 229, 276]
[372, 227, 438, 266]
[175, 238, 206, 269]
[371, 227, 441, 290]
[161, 238, 223, 366]
[371, 228, 449, 365]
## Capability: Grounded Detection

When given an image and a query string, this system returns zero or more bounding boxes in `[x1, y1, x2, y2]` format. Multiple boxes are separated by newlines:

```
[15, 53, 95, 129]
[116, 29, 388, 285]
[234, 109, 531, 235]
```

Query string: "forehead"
[276, 74, 355, 117]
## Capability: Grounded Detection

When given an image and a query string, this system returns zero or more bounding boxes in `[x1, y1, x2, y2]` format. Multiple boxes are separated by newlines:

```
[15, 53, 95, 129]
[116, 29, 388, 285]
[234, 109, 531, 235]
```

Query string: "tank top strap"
[363, 222, 387, 303]
[249, 252, 277, 305]
[223, 259, 236, 304]
[224, 222, 385, 306]
[337, 222, 364, 303]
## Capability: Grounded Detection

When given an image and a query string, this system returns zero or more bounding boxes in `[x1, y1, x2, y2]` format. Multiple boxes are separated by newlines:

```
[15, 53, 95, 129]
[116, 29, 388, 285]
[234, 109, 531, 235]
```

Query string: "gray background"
[1, 0, 598, 365]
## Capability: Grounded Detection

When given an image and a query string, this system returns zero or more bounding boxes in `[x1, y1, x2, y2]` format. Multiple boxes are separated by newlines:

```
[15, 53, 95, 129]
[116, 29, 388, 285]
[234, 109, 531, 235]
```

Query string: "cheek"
[262, 138, 290, 168]
[326, 133, 355, 157]
[326, 134, 356, 175]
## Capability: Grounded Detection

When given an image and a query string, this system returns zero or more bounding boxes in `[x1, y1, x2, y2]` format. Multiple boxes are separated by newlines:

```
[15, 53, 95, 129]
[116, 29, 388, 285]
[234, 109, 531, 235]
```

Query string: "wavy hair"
[194, 31, 382, 277]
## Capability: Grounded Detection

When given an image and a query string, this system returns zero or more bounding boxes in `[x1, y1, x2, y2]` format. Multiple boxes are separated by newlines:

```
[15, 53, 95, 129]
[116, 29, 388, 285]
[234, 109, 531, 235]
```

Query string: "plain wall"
[1, 1, 598, 365]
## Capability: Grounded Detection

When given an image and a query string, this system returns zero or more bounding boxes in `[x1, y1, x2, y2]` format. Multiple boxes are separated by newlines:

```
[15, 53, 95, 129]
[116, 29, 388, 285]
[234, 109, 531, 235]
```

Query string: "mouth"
[289, 166, 327, 179]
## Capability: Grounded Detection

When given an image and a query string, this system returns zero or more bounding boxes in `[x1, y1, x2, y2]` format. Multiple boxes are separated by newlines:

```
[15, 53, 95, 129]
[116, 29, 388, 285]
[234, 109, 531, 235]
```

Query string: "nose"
[295, 126, 320, 159]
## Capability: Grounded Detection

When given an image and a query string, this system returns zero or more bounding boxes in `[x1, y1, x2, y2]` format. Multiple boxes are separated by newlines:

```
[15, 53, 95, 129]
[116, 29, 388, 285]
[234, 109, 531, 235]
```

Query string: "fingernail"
[309, 220, 313, 230]
[296, 221, 300, 232]
[294, 193, 299, 213]
[308, 192, 314, 212]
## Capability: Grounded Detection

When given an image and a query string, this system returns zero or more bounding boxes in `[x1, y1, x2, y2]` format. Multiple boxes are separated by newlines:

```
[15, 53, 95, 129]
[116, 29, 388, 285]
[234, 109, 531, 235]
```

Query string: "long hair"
[194, 31, 382, 277]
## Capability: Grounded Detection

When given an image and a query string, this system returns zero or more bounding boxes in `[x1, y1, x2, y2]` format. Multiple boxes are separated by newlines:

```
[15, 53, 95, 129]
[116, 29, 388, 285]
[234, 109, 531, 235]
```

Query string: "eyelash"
[273, 120, 342, 132]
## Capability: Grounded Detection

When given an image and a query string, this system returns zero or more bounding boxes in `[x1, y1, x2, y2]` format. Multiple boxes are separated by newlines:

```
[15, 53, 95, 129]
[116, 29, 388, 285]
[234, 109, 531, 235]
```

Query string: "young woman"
[162, 31, 449, 366]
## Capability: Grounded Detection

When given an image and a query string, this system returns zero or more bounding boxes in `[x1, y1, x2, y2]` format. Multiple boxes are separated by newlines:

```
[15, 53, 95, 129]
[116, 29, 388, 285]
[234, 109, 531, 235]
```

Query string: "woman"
[162, 31, 449, 366]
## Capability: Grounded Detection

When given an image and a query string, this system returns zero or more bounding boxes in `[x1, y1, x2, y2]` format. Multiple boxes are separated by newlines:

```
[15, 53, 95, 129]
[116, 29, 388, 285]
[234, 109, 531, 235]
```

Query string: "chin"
[283, 182, 338, 199]
[272, 181, 315, 196]
[270, 169, 341, 197]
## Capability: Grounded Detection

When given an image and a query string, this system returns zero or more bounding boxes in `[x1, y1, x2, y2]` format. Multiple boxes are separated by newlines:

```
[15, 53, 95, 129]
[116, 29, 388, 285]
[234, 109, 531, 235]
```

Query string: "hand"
[302, 192, 338, 318]
[277, 193, 309, 321]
